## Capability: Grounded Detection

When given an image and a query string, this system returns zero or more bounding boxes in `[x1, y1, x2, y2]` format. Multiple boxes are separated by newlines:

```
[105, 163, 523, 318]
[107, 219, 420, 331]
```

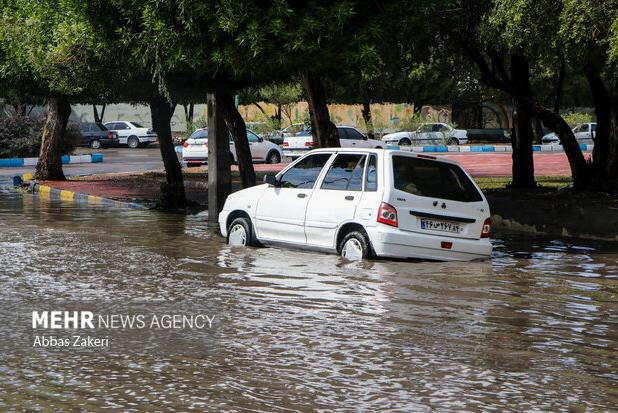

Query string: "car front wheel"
[447, 138, 459, 145]
[338, 230, 372, 261]
[398, 138, 412, 146]
[127, 136, 140, 149]
[227, 217, 258, 247]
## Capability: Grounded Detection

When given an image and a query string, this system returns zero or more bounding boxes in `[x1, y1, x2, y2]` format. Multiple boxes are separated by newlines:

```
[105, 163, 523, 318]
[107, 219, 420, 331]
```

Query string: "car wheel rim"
[92, 141, 100, 149]
[342, 238, 363, 260]
[269, 153, 279, 163]
[228, 224, 247, 246]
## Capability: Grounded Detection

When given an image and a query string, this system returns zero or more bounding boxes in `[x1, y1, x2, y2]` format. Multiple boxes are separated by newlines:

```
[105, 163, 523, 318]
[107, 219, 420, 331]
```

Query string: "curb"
[385, 144, 594, 153]
[8, 174, 150, 210]
[0, 153, 103, 168]
[32, 182, 150, 210]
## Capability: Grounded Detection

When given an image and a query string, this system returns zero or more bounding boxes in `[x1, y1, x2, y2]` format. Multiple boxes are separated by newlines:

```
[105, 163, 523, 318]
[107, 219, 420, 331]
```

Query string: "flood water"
[0, 190, 617, 412]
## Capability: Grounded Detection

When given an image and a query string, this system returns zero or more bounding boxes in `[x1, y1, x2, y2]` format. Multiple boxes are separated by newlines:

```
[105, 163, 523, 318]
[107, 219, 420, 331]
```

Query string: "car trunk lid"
[387, 154, 488, 240]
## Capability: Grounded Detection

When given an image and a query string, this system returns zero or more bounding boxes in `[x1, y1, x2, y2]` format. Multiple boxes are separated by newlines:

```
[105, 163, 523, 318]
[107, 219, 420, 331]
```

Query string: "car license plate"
[420, 218, 461, 233]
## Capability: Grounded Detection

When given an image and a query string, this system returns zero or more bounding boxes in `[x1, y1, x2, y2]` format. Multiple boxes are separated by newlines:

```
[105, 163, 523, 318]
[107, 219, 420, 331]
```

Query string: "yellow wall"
[238, 101, 424, 130]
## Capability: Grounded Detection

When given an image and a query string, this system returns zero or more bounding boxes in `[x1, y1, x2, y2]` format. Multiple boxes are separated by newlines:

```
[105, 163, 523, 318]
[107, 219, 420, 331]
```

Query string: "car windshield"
[392, 155, 482, 202]
[130, 122, 144, 128]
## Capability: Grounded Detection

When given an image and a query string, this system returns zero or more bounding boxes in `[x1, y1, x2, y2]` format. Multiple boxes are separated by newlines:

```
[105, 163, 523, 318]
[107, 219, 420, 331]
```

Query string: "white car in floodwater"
[182, 128, 283, 165]
[219, 148, 492, 261]
[382, 123, 469, 146]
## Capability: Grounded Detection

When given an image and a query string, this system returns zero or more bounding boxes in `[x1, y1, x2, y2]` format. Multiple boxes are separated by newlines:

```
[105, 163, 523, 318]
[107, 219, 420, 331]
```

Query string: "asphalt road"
[1, 146, 166, 178]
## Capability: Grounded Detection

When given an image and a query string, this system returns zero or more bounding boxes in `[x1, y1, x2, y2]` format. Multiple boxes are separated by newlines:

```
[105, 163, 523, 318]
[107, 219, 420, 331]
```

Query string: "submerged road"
[0, 146, 585, 178]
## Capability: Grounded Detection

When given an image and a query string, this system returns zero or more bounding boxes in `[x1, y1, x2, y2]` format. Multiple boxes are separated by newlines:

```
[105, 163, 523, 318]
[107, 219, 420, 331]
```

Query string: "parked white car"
[103, 121, 158, 149]
[219, 148, 492, 261]
[542, 122, 596, 145]
[182, 128, 283, 165]
[382, 123, 469, 146]
[283, 126, 384, 158]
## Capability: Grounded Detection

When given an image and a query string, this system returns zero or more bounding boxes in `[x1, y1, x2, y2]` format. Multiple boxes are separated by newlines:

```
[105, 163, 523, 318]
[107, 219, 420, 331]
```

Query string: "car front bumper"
[366, 225, 492, 261]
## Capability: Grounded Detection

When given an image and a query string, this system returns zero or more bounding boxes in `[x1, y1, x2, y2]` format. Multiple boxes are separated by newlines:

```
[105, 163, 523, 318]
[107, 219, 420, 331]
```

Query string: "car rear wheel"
[89, 139, 101, 149]
[447, 138, 459, 145]
[127, 136, 140, 149]
[227, 217, 258, 247]
[266, 151, 281, 164]
[338, 230, 372, 261]
[398, 138, 412, 146]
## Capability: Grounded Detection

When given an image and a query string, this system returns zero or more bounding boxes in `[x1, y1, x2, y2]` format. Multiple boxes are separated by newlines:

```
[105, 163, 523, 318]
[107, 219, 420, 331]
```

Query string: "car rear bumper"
[367, 225, 492, 261]
[140, 135, 158, 143]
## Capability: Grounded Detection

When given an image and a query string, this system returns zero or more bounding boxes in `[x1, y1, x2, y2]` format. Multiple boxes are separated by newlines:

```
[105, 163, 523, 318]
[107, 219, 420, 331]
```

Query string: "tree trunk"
[219, 92, 256, 188]
[92, 104, 106, 123]
[300, 71, 339, 148]
[585, 67, 618, 192]
[532, 114, 544, 144]
[553, 59, 566, 114]
[510, 54, 536, 188]
[532, 103, 591, 190]
[35, 96, 71, 181]
[149, 94, 186, 209]
[362, 98, 374, 139]
[207, 93, 232, 221]
[183, 103, 194, 127]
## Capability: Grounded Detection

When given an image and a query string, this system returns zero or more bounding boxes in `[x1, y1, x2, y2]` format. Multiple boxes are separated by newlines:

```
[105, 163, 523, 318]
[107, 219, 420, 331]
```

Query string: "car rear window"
[392, 155, 482, 202]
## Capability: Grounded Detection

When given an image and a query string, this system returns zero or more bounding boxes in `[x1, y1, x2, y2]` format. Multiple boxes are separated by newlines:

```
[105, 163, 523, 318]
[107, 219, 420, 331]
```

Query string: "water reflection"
[0, 191, 616, 411]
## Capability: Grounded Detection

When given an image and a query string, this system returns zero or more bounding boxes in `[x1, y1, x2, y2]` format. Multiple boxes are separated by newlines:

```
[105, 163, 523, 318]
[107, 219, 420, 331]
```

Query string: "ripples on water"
[0, 191, 616, 411]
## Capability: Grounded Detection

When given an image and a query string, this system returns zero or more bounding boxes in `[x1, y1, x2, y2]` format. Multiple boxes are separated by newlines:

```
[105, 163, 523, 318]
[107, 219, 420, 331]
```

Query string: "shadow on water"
[0, 191, 616, 411]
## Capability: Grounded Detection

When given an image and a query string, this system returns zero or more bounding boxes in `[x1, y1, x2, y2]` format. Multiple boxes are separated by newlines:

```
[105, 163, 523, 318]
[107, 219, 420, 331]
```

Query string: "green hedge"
[0, 115, 80, 158]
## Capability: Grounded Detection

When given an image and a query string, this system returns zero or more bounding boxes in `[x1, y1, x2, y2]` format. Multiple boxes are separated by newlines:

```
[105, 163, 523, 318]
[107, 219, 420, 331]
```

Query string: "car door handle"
[345, 195, 354, 201]
[297, 193, 306, 198]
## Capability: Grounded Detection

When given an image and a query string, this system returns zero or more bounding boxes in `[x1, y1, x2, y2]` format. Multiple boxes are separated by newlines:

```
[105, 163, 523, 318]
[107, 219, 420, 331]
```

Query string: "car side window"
[116, 122, 128, 130]
[365, 154, 377, 191]
[80, 124, 91, 132]
[420, 124, 432, 133]
[321, 154, 366, 191]
[591, 124, 597, 132]
[279, 153, 332, 189]
[579, 124, 589, 132]
[346, 128, 364, 140]
[337, 128, 347, 140]
[247, 131, 260, 143]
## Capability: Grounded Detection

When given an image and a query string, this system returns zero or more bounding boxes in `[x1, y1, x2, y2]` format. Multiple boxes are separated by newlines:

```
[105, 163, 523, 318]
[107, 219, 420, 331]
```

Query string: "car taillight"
[282, 142, 289, 147]
[182, 142, 189, 148]
[377, 202, 398, 227]
[304, 141, 313, 147]
[481, 218, 491, 238]
[203, 142, 208, 147]
[108, 131, 113, 139]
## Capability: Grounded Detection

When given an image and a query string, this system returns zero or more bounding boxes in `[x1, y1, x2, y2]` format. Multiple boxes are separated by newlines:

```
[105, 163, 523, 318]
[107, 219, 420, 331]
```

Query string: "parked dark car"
[80, 123, 119, 149]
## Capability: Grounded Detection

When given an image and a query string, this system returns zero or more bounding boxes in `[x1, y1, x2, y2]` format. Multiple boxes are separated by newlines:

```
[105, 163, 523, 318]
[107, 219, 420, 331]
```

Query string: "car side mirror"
[264, 174, 279, 187]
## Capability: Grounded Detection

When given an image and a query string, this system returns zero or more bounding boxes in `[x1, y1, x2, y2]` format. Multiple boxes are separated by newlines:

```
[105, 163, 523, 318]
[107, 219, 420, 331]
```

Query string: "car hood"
[226, 184, 269, 204]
